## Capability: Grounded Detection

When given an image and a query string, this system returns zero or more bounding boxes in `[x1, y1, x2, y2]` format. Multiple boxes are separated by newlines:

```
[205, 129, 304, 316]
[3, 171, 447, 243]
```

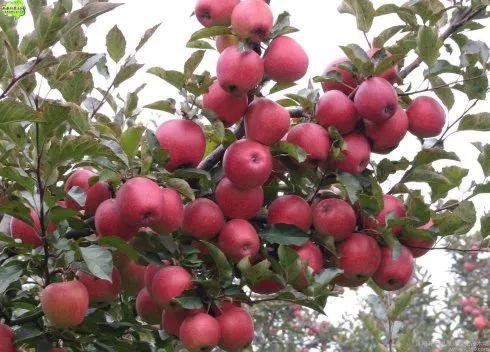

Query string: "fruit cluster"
[460, 295, 489, 331]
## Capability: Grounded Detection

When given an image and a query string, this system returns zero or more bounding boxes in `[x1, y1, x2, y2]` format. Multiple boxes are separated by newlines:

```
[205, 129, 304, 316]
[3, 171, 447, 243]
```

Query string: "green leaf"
[114, 63, 144, 87]
[80, 245, 113, 282]
[0, 14, 19, 49]
[338, 172, 362, 203]
[260, 224, 309, 246]
[428, 76, 454, 110]
[144, 99, 176, 114]
[473, 182, 490, 197]
[187, 40, 215, 50]
[270, 12, 299, 38]
[432, 166, 469, 199]
[106, 25, 126, 63]
[278, 245, 301, 283]
[481, 213, 490, 238]
[0, 167, 36, 192]
[0, 98, 40, 124]
[269, 82, 296, 94]
[388, 284, 426, 320]
[375, 4, 417, 27]
[63, 3, 123, 38]
[338, 0, 375, 32]
[99, 236, 139, 262]
[147, 67, 186, 90]
[184, 50, 205, 78]
[340, 44, 373, 74]
[0, 264, 23, 295]
[416, 26, 442, 65]
[412, 148, 459, 167]
[376, 158, 410, 183]
[477, 144, 490, 177]
[271, 141, 307, 163]
[373, 25, 405, 48]
[174, 295, 203, 310]
[433, 201, 476, 236]
[35, 3, 67, 50]
[201, 241, 232, 282]
[166, 178, 195, 201]
[404, 168, 451, 199]
[458, 112, 490, 132]
[238, 257, 275, 284]
[188, 26, 232, 42]
[314, 268, 343, 286]
[136, 22, 162, 52]
[461, 66, 488, 100]
[121, 126, 145, 159]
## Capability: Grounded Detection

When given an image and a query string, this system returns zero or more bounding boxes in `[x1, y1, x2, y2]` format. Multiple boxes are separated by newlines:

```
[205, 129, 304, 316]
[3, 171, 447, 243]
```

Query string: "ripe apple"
[179, 313, 221, 352]
[217, 45, 264, 95]
[315, 90, 359, 135]
[250, 278, 284, 294]
[218, 219, 260, 262]
[286, 123, 331, 168]
[77, 267, 121, 303]
[354, 77, 398, 123]
[264, 36, 309, 82]
[136, 288, 163, 325]
[195, 0, 239, 27]
[231, 0, 273, 43]
[41, 280, 89, 327]
[364, 105, 408, 153]
[64, 169, 111, 216]
[373, 245, 414, 291]
[362, 194, 406, 235]
[406, 96, 446, 138]
[162, 307, 205, 337]
[267, 195, 312, 232]
[292, 241, 324, 289]
[0, 323, 15, 352]
[400, 219, 435, 257]
[203, 81, 248, 127]
[333, 274, 365, 288]
[217, 307, 254, 351]
[215, 177, 264, 219]
[216, 34, 239, 53]
[121, 260, 147, 295]
[336, 233, 381, 284]
[312, 198, 356, 241]
[145, 262, 165, 296]
[330, 132, 371, 174]
[94, 199, 139, 241]
[473, 315, 488, 330]
[151, 188, 184, 234]
[183, 198, 225, 240]
[223, 139, 273, 190]
[368, 48, 398, 83]
[155, 119, 206, 171]
[10, 207, 42, 246]
[245, 98, 290, 145]
[152, 266, 193, 307]
[464, 262, 475, 272]
[321, 57, 358, 95]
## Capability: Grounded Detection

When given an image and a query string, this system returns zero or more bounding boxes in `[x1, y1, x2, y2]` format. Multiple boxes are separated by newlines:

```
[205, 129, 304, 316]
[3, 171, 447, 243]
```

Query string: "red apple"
[368, 48, 398, 83]
[267, 195, 312, 232]
[373, 245, 414, 291]
[406, 96, 446, 138]
[162, 307, 205, 337]
[400, 219, 435, 258]
[136, 288, 163, 325]
[65, 169, 111, 215]
[336, 233, 381, 284]
[10, 207, 42, 246]
[179, 313, 221, 352]
[95, 199, 139, 241]
[292, 241, 323, 288]
[215, 177, 264, 219]
[354, 77, 398, 123]
[145, 262, 165, 297]
[251, 278, 284, 294]
[41, 280, 89, 328]
[231, 0, 273, 43]
[217, 45, 264, 95]
[152, 266, 193, 307]
[333, 274, 365, 288]
[218, 219, 260, 262]
[315, 90, 359, 135]
[0, 323, 15, 352]
[77, 267, 121, 303]
[151, 188, 184, 234]
[330, 132, 371, 174]
[473, 315, 488, 330]
[245, 98, 290, 145]
[203, 81, 248, 126]
[183, 198, 225, 240]
[217, 307, 254, 351]
[362, 194, 406, 235]
[322, 58, 358, 95]
[121, 261, 147, 295]
[364, 105, 408, 153]
[195, 0, 239, 27]
[264, 36, 309, 83]
[312, 198, 356, 242]
[286, 123, 331, 168]
[155, 119, 206, 171]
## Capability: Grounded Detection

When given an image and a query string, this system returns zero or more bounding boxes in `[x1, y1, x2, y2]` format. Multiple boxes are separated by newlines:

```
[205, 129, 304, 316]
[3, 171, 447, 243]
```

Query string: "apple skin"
[121, 261, 147, 296]
[264, 36, 309, 83]
[145, 263, 163, 297]
[216, 34, 239, 53]
[251, 278, 284, 294]
[333, 274, 365, 288]
[215, 177, 264, 220]
[151, 266, 193, 307]
[286, 123, 331, 168]
[354, 77, 398, 123]
[218, 219, 260, 262]
[183, 198, 225, 240]
[368, 48, 398, 83]
[321, 58, 358, 95]
[179, 313, 221, 352]
[373, 245, 414, 291]
[364, 105, 408, 153]
[136, 288, 163, 325]
[151, 188, 184, 234]
[223, 139, 273, 190]
[400, 219, 435, 258]
[330, 132, 371, 174]
[231, 0, 273, 43]
[336, 233, 381, 284]
[155, 119, 206, 171]
[41, 280, 89, 328]
[406, 96, 446, 138]
[0, 323, 15, 352]
[77, 267, 122, 303]
[315, 90, 359, 135]
[473, 315, 489, 330]
[203, 81, 248, 127]
[65, 169, 111, 215]
[162, 307, 205, 337]
[362, 194, 406, 235]
[217, 45, 264, 95]
[312, 198, 356, 242]
[267, 195, 312, 232]
[10, 208, 42, 246]
[217, 307, 254, 351]
[195, 0, 239, 27]
[245, 98, 290, 145]
[94, 199, 139, 241]
[292, 241, 324, 289]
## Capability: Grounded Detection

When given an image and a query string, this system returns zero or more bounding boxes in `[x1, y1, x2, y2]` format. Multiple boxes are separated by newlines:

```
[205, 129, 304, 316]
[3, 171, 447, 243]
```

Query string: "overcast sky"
[17, 0, 490, 324]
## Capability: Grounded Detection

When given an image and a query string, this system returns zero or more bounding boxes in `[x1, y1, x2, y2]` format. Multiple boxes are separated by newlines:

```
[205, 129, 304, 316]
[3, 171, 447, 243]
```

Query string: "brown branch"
[404, 244, 489, 253]
[0, 57, 42, 100]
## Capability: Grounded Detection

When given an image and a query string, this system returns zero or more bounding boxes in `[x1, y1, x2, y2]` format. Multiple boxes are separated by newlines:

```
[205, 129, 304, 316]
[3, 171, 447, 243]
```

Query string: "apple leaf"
[0, 264, 23, 295]
[338, 0, 375, 33]
[271, 141, 307, 163]
[188, 26, 232, 42]
[412, 148, 459, 167]
[260, 224, 309, 246]
[481, 213, 490, 238]
[106, 25, 126, 63]
[416, 26, 442, 65]
[144, 99, 176, 114]
[0, 98, 40, 124]
[174, 295, 204, 310]
[80, 245, 113, 282]
[428, 76, 455, 110]
[458, 112, 490, 132]
[201, 241, 232, 282]
[136, 22, 162, 52]
[278, 245, 301, 283]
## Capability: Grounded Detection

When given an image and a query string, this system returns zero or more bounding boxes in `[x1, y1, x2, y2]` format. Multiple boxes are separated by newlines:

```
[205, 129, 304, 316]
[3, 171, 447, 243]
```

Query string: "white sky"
[16, 0, 490, 325]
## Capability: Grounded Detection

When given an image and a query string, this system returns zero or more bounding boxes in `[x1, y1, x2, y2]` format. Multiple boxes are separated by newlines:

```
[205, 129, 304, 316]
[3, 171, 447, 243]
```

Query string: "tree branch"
[0, 57, 42, 100]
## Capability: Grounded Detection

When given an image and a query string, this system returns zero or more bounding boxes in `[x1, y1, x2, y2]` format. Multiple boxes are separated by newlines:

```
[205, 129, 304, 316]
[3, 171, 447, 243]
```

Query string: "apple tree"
[0, 0, 489, 351]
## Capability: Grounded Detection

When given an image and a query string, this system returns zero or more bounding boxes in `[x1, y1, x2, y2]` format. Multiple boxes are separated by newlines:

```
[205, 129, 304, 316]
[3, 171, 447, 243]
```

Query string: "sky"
[16, 0, 490, 325]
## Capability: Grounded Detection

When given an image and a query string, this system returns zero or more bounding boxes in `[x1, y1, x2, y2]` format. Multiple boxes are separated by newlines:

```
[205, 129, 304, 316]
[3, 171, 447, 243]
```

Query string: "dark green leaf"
[166, 178, 195, 201]
[260, 224, 309, 246]
[271, 141, 307, 163]
[99, 236, 139, 262]
[0, 264, 23, 295]
[144, 99, 176, 114]
[184, 50, 205, 78]
[412, 148, 459, 167]
[376, 157, 410, 183]
[338, 172, 362, 203]
[373, 25, 405, 48]
[174, 295, 203, 310]
[278, 245, 301, 283]
[201, 241, 232, 281]
[114, 63, 143, 87]
[63, 3, 123, 37]
[477, 144, 490, 177]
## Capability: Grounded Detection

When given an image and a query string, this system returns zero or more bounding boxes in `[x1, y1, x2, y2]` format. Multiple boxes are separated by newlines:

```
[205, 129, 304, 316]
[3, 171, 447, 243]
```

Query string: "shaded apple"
[364, 105, 408, 153]
[321, 58, 358, 95]
[215, 177, 264, 219]
[400, 219, 435, 258]
[179, 313, 221, 352]
[286, 123, 331, 168]
[0, 323, 15, 352]
[64, 169, 111, 215]
[183, 198, 225, 240]
[145, 262, 164, 297]
[218, 219, 260, 262]
[152, 266, 193, 307]
[292, 241, 323, 289]
[162, 307, 205, 337]
[231, 0, 273, 43]
[217, 307, 254, 351]
[362, 194, 406, 235]
[267, 194, 312, 232]
[136, 288, 163, 325]
[354, 77, 398, 123]
[368, 47, 398, 83]
[203, 81, 248, 126]
[312, 198, 356, 242]
[77, 267, 122, 303]
[315, 90, 359, 135]
[251, 278, 284, 294]
[406, 96, 446, 138]
[121, 260, 147, 295]
[373, 245, 414, 291]
[10, 207, 42, 246]
[245, 98, 290, 145]
[195, 0, 239, 27]
[95, 199, 139, 241]
[330, 132, 371, 174]
[264, 36, 309, 82]
[151, 188, 184, 234]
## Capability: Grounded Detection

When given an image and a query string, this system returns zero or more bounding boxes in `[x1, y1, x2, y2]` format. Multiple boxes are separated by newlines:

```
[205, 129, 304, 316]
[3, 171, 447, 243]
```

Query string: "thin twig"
[398, 74, 487, 96]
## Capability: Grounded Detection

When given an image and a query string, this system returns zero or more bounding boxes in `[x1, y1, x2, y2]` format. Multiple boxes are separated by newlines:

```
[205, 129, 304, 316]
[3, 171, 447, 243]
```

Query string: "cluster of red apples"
[460, 295, 489, 331]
